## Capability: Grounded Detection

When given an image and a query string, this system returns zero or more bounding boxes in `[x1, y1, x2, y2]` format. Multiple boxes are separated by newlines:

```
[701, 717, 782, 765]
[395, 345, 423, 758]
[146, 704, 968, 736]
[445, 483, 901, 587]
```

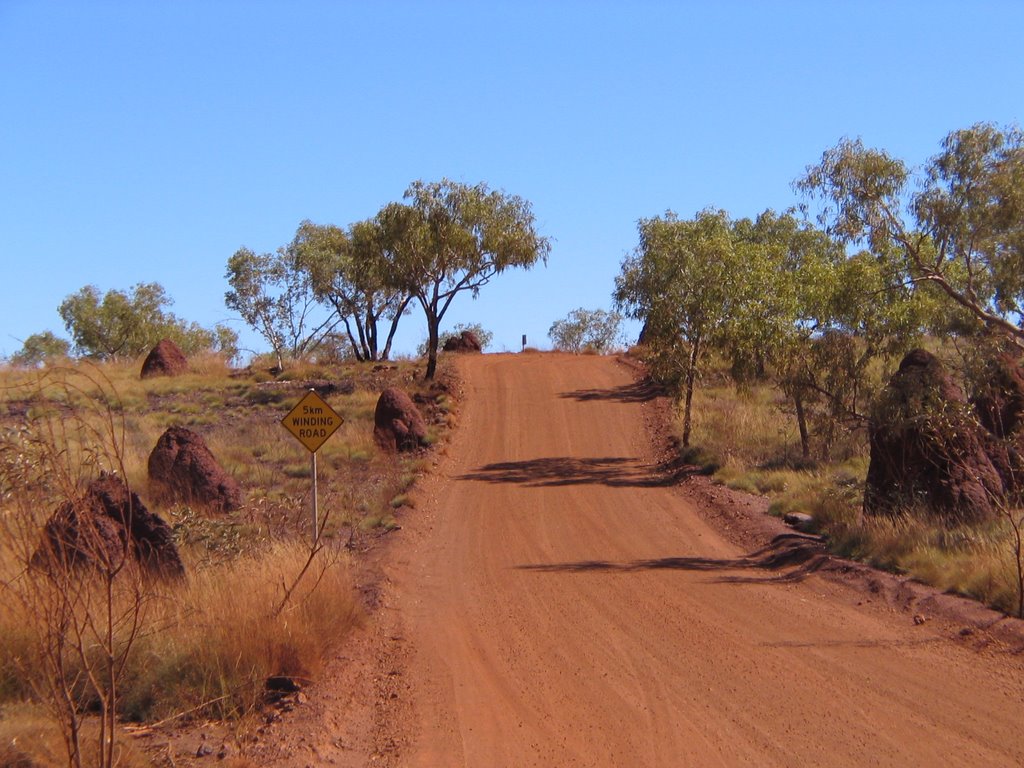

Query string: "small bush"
[548, 308, 623, 354]
[678, 444, 720, 473]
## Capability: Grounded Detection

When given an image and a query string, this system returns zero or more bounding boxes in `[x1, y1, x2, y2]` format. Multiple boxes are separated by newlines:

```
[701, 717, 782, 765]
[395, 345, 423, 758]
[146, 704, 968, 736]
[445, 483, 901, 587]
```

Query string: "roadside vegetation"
[675, 355, 1024, 615]
[4, 128, 1023, 760]
[0, 352, 458, 765]
[619, 123, 1024, 617]
[14, 177, 549, 382]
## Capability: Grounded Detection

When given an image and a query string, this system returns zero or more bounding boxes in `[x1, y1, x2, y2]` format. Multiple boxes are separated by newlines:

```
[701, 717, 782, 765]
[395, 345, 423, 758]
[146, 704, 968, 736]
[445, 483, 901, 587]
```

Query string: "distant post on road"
[522, 334, 527, 351]
[281, 389, 344, 545]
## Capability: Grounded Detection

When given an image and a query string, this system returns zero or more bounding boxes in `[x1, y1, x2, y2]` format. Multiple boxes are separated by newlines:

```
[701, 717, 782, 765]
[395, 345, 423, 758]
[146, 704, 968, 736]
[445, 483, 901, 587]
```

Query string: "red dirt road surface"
[394, 353, 1024, 767]
[250, 352, 1024, 767]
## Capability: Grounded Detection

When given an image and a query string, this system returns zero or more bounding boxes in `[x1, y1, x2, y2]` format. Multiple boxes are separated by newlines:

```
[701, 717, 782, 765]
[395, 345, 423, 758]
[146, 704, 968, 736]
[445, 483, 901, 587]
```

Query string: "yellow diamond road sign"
[282, 390, 344, 453]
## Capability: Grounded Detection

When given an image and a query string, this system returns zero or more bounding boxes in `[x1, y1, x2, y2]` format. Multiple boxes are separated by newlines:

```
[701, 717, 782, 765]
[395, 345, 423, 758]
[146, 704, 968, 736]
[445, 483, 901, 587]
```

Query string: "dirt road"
[387, 353, 1024, 767]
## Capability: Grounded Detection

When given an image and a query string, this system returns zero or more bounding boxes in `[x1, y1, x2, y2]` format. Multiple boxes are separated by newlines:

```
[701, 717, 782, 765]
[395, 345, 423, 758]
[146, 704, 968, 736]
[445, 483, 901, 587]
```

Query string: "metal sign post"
[311, 450, 318, 542]
[281, 389, 344, 545]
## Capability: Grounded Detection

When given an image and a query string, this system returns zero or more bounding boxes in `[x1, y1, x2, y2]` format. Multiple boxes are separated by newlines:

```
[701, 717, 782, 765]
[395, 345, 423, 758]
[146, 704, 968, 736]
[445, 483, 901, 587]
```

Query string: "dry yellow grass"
[814, 496, 1024, 614]
[0, 353, 450, 749]
[0, 704, 150, 768]
[688, 382, 802, 471]
[1, 523, 359, 724]
[120, 541, 360, 721]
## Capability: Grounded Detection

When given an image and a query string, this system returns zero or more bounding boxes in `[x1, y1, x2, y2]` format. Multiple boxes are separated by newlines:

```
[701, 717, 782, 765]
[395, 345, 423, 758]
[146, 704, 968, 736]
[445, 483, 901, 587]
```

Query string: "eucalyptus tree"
[798, 122, 1024, 346]
[225, 244, 336, 370]
[291, 219, 412, 362]
[775, 244, 927, 459]
[549, 308, 623, 353]
[59, 282, 225, 360]
[615, 209, 743, 446]
[10, 331, 71, 367]
[616, 208, 861, 454]
[378, 179, 550, 379]
[723, 212, 836, 458]
[731, 212, 930, 460]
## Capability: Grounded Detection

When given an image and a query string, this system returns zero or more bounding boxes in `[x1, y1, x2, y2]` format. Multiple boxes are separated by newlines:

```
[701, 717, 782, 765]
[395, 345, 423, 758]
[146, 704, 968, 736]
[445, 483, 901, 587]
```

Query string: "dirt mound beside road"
[148, 426, 243, 512]
[140, 338, 189, 378]
[35, 472, 184, 578]
[374, 387, 428, 452]
[442, 330, 482, 353]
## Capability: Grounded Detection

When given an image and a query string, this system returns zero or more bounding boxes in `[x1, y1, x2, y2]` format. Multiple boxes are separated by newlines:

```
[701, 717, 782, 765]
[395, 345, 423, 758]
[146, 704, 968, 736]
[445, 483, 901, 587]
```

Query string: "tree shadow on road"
[515, 534, 830, 585]
[459, 456, 699, 488]
[558, 379, 661, 404]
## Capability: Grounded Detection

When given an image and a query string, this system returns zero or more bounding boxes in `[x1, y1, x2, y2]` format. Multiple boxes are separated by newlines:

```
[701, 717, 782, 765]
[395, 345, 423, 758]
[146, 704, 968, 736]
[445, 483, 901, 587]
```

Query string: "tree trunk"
[340, 317, 364, 362]
[425, 315, 440, 380]
[365, 307, 379, 361]
[794, 391, 810, 460]
[380, 297, 412, 362]
[354, 317, 371, 361]
[681, 336, 700, 447]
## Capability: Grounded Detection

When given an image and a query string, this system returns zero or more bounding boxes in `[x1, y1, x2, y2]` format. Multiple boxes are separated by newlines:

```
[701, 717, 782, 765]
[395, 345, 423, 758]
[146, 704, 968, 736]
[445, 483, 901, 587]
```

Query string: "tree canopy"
[292, 218, 412, 362]
[58, 282, 232, 361]
[10, 331, 71, 367]
[548, 308, 623, 353]
[615, 209, 751, 445]
[798, 122, 1024, 345]
[225, 180, 546, 375]
[378, 179, 550, 378]
[225, 245, 337, 369]
[612, 207, 921, 454]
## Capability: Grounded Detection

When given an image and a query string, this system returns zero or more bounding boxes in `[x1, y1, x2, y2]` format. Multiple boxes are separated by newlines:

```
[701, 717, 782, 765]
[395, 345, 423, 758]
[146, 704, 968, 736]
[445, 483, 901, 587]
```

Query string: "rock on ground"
[784, 512, 815, 532]
[442, 331, 482, 353]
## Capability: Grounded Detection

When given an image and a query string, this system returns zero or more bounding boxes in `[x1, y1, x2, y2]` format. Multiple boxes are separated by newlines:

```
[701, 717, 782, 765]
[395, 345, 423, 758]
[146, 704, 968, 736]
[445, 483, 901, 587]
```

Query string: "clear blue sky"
[2, 1, 1022, 359]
